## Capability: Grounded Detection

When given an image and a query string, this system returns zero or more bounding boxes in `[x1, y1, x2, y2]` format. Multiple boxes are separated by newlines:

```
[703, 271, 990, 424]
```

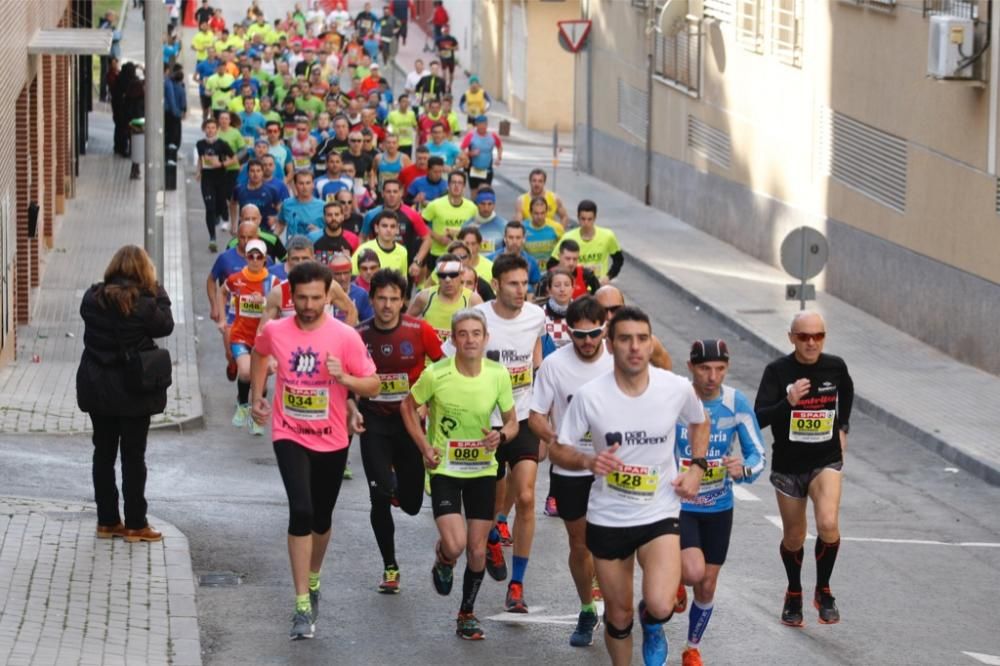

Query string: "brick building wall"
[0, 0, 75, 366]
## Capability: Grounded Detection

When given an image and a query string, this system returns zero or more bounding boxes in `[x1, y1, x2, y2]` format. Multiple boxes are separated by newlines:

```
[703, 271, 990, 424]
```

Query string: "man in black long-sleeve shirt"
[754, 311, 853, 629]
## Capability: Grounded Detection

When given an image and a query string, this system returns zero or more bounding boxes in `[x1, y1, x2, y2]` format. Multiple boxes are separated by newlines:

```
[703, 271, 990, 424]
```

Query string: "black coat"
[76, 282, 175, 417]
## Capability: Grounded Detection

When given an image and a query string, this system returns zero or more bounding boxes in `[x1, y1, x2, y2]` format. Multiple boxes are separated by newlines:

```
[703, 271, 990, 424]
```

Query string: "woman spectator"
[111, 62, 137, 157]
[76, 245, 174, 543]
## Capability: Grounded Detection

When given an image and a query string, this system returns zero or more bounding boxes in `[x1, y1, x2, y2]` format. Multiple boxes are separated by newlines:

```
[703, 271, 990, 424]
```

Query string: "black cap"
[689, 339, 730, 364]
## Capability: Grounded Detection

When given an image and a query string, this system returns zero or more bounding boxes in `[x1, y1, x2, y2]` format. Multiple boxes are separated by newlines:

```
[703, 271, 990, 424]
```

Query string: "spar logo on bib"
[289, 347, 321, 377]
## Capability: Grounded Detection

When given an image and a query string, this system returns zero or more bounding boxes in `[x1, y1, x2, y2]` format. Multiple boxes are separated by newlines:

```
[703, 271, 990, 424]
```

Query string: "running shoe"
[379, 566, 401, 594]
[208, 241, 218, 253]
[591, 576, 603, 602]
[781, 590, 805, 627]
[569, 609, 600, 647]
[497, 521, 513, 547]
[225, 359, 237, 381]
[231, 404, 249, 428]
[455, 612, 485, 640]
[682, 647, 703, 666]
[505, 582, 528, 613]
[289, 609, 315, 640]
[543, 495, 558, 517]
[638, 601, 668, 666]
[485, 541, 508, 581]
[309, 588, 320, 621]
[674, 583, 688, 614]
[432, 560, 453, 596]
[342, 462, 353, 480]
[814, 587, 840, 624]
[249, 418, 265, 437]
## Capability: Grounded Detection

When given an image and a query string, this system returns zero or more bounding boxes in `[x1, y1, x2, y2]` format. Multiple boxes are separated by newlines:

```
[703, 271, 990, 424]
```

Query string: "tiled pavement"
[0, 496, 200, 666]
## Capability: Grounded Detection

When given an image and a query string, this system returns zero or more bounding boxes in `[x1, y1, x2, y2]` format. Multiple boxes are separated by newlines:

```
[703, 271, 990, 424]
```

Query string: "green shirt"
[218, 127, 244, 171]
[549, 226, 621, 278]
[387, 109, 418, 146]
[422, 196, 478, 255]
[410, 356, 514, 479]
[351, 239, 408, 276]
[206, 73, 235, 110]
[192, 30, 215, 61]
[295, 96, 325, 119]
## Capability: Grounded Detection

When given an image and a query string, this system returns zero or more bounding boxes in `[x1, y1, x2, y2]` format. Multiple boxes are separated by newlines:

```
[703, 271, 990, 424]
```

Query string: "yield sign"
[557, 20, 592, 53]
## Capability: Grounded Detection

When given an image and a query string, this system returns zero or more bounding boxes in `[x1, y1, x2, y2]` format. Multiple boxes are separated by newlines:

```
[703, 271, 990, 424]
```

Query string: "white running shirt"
[477, 301, 544, 425]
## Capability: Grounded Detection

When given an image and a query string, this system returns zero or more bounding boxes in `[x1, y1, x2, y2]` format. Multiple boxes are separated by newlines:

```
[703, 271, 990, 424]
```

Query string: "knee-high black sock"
[460, 567, 485, 613]
[780, 542, 804, 593]
[815, 538, 840, 590]
[370, 498, 396, 568]
[237, 380, 250, 405]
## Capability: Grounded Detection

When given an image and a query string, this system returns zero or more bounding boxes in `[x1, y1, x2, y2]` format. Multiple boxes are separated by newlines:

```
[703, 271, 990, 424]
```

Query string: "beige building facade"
[574, 0, 1000, 373]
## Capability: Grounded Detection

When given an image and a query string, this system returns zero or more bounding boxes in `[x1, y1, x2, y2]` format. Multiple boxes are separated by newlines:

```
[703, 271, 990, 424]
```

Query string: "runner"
[459, 76, 492, 127]
[537, 240, 600, 300]
[594, 285, 672, 371]
[455, 227, 494, 287]
[405, 156, 447, 211]
[360, 178, 431, 276]
[487, 221, 542, 294]
[528, 295, 613, 647]
[460, 116, 502, 193]
[400, 308, 518, 640]
[472, 254, 545, 613]
[277, 170, 325, 241]
[421, 170, 477, 270]
[548, 200, 624, 283]
[407, 254, 483, 342]
[352, 211, 409, 277]
[676, 339, 765, 666]
[512, 168, 569, 227]
[224, 239, 282, 436]
[309, 202, 359, 264]
[754, 311, 853, 628]
[260, 237, 357, 326]
[231, 159, 283, 233]
[329, 253, 372, 325]
[355, 268, 444, 593]
[250, 261, 379, 640]
[195, 116, 238, 252]
[461, 187, 507, 256]
[387, 94, 418, 157]
[537, 268, 574, 358]
[399, 145, 429, 191]
[523, 196, 565, 267]
[550, 306, 709, 666]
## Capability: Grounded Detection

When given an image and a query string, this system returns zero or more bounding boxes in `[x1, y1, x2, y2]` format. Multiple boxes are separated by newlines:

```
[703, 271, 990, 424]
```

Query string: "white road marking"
[764, 515, 1000, 548]
[486, 601, 604, 626]
[732, 485, 760, 502]
[963, 652, 1000, 665]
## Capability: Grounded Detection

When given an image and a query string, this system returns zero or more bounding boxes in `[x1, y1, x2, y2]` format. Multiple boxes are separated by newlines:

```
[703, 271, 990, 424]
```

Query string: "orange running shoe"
[682, 647, 704, 666]
[674, 583, 688, 614]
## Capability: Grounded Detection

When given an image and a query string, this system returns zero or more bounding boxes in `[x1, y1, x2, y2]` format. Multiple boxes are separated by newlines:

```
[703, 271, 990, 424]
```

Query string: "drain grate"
[198, 572, 243, 587]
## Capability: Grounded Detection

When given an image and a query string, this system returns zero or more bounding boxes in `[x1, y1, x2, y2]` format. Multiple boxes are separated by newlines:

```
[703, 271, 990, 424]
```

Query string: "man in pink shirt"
[251, 261, 379, 640]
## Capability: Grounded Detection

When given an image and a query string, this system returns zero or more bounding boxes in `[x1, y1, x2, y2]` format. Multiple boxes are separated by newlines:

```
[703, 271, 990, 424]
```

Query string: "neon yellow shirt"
[422, 196, 478, 256]
[409, 356, 514, 479]
[206, 73, 235, 110]
[387, 109, 418, 147]
[550, 226, 621, 278]
[420, 286, 474, 342]
[192, 30, 215, 61]
[519, 190, 559, 221]
[352, 240, 408, 277]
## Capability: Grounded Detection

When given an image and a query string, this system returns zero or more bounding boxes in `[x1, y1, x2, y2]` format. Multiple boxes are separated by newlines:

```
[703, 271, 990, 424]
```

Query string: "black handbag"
[115, 318, 172, 393]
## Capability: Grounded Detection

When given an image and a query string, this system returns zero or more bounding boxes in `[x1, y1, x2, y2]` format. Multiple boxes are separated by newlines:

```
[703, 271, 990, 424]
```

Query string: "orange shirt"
[225, 267, 280, 345]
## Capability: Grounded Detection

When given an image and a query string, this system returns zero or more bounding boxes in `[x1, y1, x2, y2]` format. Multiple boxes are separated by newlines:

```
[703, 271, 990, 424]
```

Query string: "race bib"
[789, 409, 835, 443]
[282, 385, 329, 421]
[508, 364, 532, 392]
[480, 239, 495, 253]
[679, 457, 727, 494]
[201, 155, 220, 168]
[238, 294, 264, 318]
[606, 464, 659, 503]
[446, 440, 492, 472]
[469, 167, 489, 179]
[372, 372, 410, 402]
[293, 156, 312, 168]
[434, 327, 450, 343]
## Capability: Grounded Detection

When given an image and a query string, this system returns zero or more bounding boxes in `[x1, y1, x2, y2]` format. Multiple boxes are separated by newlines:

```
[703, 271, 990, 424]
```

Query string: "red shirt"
[399, 164, 427, 190]
[432, 6, 449, 26]
[225, 267, 280, 346]
[357, 315, 444, 416]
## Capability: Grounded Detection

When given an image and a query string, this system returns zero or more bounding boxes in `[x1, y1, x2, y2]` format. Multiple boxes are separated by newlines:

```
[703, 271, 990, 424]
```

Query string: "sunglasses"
[349, 139, 362, 143]
[793, 332, 826, 342]
[569, 326, 604, 339]
[437, 272, 460, 280]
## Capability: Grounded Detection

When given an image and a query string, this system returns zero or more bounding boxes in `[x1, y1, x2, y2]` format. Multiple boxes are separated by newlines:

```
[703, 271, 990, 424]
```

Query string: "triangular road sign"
[557, 20, 592, 53]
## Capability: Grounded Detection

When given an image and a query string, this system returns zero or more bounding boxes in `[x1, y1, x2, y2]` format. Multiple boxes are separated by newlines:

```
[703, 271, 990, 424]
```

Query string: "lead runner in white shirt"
[551, 306, 709, 666]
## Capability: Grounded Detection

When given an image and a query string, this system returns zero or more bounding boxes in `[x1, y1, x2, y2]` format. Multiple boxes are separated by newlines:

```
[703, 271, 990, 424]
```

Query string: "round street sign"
[780, 227, 829, 280]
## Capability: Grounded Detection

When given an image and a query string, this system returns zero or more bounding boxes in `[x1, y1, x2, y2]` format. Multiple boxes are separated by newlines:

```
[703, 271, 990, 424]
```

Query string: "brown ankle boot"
[124, 525, 162, 543]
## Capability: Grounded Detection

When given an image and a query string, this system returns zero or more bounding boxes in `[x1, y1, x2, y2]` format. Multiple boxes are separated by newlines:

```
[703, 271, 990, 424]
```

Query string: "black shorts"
[495, 419, 539, 479]
[467, 168, 494, 191]
[200, 94, 211, 110]
[425, 253, 439, 272]
[680, 509, 734, 566]
[549, 470, 593, 522]
[770, 461, 843, 500]
[430, 474, 496, 521]
[586, 517, 680, 561]
[273, 440, 348, 537]
[359, 413, 424, 516]
[440, 58, 456, 73]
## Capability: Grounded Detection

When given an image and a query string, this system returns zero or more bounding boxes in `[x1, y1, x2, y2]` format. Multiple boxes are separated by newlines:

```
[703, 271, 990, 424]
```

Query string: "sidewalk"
[0, 6, 201, 435]
[0, 496, 201, 666]
[391, 19, 1000, 486]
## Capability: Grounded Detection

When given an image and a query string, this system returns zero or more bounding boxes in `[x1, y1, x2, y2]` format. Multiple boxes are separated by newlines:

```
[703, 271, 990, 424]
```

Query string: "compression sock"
[511, 556, 528, 585]
[687, 600, 714, 648]
[815, 538, 841, 589]
[581, 601, 597, 615]
[308, 571, 321, 593]
[780, 542, 804, 593]
[489, 513, 507, 545]
[237, 379, 250, 405]
[370, 499, 397, 568]
[460, 567, 485, 613]
[295, 593, 311, 613]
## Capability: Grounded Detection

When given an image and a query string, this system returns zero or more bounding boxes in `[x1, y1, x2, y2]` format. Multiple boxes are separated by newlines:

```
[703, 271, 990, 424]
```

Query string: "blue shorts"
[230, 343, 252, 358]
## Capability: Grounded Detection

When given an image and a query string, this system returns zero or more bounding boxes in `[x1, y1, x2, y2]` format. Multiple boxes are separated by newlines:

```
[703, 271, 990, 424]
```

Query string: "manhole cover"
[199, 572, 243, 587]
[249, 457, 277, 466]
[736, 309, 777, 315]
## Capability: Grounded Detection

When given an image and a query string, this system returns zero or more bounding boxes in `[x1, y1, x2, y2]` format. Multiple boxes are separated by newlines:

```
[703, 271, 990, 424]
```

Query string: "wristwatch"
[690, 457, 709, 472]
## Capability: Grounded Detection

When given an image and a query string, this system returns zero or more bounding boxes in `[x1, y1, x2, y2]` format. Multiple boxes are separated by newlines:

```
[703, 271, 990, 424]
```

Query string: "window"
[771, 0, 803, 67]
[703, 0, 735, 23]
[654, 20, 703, 96]
[736, 0, 765, 53]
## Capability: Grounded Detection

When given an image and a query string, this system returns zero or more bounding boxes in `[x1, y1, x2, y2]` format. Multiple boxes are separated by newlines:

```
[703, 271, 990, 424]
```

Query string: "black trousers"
[90, 413, 151, 530]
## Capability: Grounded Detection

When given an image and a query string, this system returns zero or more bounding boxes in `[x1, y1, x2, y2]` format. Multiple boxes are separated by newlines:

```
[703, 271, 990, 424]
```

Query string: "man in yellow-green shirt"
[547, 199, 623, 283]
[352, 211, 408, 277]
[422, 171, 477, 269]
[191, 23, 216, 61]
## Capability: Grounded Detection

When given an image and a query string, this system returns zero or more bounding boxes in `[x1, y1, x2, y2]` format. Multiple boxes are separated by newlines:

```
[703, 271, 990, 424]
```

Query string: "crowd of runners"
[194, 2, 856, 665]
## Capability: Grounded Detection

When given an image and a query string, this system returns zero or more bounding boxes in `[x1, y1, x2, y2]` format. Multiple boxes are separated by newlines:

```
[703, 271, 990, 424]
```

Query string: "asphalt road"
[2, 158, 999, 665]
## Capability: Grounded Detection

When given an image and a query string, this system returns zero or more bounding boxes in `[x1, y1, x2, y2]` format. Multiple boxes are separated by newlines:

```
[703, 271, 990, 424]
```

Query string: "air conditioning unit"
[927, 15, 975, 79]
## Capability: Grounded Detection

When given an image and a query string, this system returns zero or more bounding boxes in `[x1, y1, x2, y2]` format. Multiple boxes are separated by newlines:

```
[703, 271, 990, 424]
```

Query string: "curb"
[624, 249, 1000, 487]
